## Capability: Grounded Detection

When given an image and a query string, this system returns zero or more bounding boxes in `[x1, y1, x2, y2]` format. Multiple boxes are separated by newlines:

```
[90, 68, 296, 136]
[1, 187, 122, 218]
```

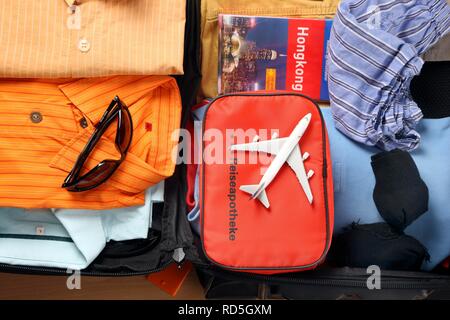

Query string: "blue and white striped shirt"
[328, 0, 450, 151]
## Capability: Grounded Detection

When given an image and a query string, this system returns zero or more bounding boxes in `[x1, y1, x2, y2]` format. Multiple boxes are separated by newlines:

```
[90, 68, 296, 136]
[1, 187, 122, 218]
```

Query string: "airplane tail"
[240, 184, 270, 209]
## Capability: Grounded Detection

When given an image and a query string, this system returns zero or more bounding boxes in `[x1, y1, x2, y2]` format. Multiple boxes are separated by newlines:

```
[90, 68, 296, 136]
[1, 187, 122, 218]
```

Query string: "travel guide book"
[218, 14, 333, 101]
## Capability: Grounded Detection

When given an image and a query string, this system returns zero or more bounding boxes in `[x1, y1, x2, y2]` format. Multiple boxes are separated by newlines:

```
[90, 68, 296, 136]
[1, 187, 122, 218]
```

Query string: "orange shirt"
[0, 0, 186, 77]
[0, 76, 181, 209]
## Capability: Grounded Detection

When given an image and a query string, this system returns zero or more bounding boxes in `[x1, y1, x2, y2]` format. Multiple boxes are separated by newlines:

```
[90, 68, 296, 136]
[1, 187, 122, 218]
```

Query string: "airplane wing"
[286, 145, 314, 204]
[230, 137, 289, 155]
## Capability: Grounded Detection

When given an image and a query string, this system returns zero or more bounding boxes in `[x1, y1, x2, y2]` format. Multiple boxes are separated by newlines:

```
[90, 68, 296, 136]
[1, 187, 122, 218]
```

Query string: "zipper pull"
[172, 248, 186, 269]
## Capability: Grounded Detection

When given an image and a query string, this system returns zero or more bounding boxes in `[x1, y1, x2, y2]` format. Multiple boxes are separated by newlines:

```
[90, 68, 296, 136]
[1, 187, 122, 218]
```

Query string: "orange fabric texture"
[200, 93, 334, 274]
[0, 76, 181, 209]
[0, 0, 185, 77]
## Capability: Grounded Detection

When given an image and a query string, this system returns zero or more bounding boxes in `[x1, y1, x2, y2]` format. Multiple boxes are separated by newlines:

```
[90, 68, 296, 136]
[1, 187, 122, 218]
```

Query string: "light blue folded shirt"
[0, 182, 164, 270]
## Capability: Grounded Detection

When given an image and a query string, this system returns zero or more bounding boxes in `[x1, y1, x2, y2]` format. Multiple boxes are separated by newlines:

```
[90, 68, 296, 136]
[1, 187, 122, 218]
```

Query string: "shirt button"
[30, 112, 43, 123]
[78, 38, 91, 53]
[79, 118, 88, 128]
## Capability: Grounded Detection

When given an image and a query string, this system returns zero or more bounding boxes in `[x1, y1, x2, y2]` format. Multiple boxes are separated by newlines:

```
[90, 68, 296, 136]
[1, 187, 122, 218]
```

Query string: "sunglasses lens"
[68, 161, 118, 191]
[117, 107, 132, 153]
[63, 96, 132, 192]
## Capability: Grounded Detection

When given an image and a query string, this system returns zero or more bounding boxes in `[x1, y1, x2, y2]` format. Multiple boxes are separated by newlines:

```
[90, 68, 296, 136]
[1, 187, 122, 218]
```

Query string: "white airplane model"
[230, 113, 314, 208]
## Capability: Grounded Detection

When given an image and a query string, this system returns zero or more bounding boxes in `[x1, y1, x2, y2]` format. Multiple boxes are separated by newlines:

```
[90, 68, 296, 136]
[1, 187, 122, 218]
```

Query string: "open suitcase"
[1, 0, 450, 300]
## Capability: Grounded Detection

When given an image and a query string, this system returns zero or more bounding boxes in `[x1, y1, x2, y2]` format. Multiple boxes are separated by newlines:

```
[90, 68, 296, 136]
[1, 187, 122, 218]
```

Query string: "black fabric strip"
[0, 234, 73, 243]
[410, 61, 450, 119]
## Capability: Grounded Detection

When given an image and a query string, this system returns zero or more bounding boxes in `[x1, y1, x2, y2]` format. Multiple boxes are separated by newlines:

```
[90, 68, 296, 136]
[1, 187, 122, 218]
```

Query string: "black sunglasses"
[62, 96, 133, 192]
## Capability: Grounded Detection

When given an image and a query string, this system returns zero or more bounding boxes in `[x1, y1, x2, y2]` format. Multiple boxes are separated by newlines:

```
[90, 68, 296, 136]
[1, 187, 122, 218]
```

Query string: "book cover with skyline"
[218, 14, 332, 101]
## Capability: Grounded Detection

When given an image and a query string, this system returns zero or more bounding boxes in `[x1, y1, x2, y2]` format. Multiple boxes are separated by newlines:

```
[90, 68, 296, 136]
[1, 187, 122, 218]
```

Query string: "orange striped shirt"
[0, 0, 185, 77]
[0, 76, 181, 209]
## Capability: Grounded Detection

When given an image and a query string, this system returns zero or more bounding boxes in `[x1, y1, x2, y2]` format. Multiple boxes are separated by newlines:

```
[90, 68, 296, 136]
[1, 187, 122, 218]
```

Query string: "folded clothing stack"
[0, 183, 165, 270]
[0, 0, 187, 271]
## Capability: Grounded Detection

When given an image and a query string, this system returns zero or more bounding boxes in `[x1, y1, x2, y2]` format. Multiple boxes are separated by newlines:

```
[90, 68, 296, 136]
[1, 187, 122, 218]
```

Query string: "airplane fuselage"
[252, 115, 311, 199]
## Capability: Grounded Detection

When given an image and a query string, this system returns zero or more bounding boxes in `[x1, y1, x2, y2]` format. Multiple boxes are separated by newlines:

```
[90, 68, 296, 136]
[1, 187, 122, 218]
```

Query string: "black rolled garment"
[328, 223, 429, 271]
[410, 61, 450, 119]
[371, 149, 429, 231]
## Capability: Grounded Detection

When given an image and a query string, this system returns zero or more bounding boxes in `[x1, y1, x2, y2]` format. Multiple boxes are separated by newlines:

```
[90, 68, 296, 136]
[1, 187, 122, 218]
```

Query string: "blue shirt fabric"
[324, 108, 450, 271]
[328, 0, 450, 151]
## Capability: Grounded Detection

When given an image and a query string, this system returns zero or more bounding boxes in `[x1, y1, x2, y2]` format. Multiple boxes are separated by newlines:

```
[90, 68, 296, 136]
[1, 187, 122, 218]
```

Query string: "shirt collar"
[65, 0, 78, 6]
[58, 75, 176, 124]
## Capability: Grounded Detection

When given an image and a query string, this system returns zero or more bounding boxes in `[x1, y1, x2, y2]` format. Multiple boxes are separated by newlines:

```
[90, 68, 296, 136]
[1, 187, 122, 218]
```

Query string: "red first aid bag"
[199, 92, 334, 274]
